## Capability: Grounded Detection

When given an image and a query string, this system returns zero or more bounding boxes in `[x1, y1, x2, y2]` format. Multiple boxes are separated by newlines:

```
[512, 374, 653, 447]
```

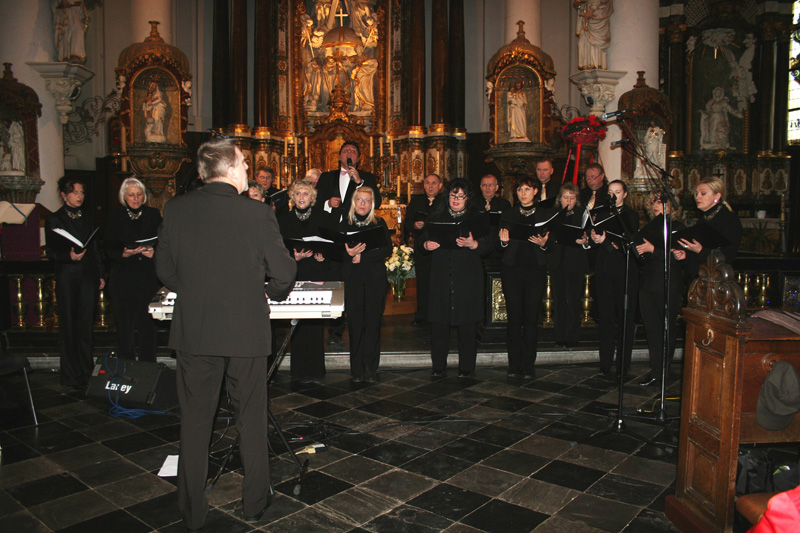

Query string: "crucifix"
[334, 7, 349, 27]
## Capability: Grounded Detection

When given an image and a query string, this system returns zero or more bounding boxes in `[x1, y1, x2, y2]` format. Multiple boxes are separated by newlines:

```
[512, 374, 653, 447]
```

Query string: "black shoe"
[458, 371, 472, 378]
[431, 370, 444, 378]
[351, 375, 364, 383]
[507, 369, 521, 378]
[522, 370, 536, 379]
[638, 375, 662, 387]
[364, 373, 378, 383]
[597, 367, 611, 377]
[243, 492, 274, 522]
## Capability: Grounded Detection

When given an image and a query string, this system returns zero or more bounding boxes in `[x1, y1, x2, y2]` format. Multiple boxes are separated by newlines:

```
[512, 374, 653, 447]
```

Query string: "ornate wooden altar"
[666, 250, 800, 533]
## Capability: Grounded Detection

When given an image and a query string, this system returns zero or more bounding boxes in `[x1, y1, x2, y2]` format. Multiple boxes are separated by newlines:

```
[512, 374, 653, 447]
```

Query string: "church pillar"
[212, 0, 230, 129]
[409, 0, 425, 127]
[130, 0, 173, 43]
[666, 20, 686, 156]
[253, 0, 270, 130]
[430, 0, 448, 126]
[230, 0, 247, 128]
[505, 0, 541, 47]
[774, 23, 791, 154]
[448, 0, 465, 129]
[600, 0, 659, 180]
[754, 21, 777, 156]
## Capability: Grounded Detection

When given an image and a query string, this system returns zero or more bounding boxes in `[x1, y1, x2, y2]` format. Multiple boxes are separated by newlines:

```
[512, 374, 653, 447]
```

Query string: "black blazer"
[479, 197, 511, 213]
[339, 218, 392, 281]
[45, 206, 104, 280]
[538, 179, 561, 202]
[580, 184, 609, 209]
[104, 205, 161, 280]
[546, 208, 590, 274]
[498, 206, 548, 268]
[278, 208, 337, 281]
[404, 193, 445, 251]
[155, 182, 297, 358]
[685, 203, 742, 278]
[314, 167, 381, 222]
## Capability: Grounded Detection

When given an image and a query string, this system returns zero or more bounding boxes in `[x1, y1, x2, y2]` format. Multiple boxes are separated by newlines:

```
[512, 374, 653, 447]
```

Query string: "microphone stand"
[613, 138, 681, 428]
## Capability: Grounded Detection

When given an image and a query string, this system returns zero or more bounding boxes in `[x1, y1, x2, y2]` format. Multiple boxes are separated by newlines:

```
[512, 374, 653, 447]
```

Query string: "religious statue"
[346, 0, 376, 42]
[51, 0, 90, 64]
[314, 0, 332, 31]
[634, 122, 665, 180]
[182, 80, 193, 108]
[301, 14, 325, 110]
[8, 122, 25, 171]
[507, 82, 530, 142]
[142, 81, 168, 143]
[574, 0, 613, 70]
[699, 87, 742, 150]
[721, 33, 757, 112]
[351, 54, 377, 111]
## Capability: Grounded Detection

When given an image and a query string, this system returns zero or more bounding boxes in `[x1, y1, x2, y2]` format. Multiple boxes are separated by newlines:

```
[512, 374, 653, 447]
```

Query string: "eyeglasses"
[449, 194, 467, 200]
[354, 198, 372, 204]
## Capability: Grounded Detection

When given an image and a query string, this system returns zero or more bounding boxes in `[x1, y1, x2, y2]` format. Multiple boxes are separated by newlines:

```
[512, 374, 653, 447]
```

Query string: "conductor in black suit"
[314, 141, 381, 222]
[156, 138, 296, 531]
[404, 173, 444, 326]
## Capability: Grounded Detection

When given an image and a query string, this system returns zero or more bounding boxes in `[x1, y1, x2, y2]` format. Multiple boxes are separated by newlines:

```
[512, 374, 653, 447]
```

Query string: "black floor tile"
[587, 473, 666, 507]
[401, 450, 474, 481]
[6, 473, 88, 507]
[364, 503, 454, 531]
[123, 492, 182, 529]
[408, 483, 491, 521]
[536, 421, 596, 442]
[479, 396, 533, 413]
[532, 460, 606, 492]
[55, 508, 153, 533]
[461, 498, 550, 533]
[467, 424, 529, 448]
[356, 398, 415, 417]
[479, 449, 551, 477]
[294, 399, 350, 419]
[358, 439, 427, 467]
[101, 431, 167, 456]
[275, 469, 353, 505]
[624, 508, 681, 532]
[435, 436, 503, 463]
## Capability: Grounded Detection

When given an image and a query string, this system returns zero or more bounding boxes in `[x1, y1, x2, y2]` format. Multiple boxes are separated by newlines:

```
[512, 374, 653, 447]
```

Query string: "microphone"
[610, 139, 631, 147]
[346, 157, 353, 168]
[601, 109, 631, 121]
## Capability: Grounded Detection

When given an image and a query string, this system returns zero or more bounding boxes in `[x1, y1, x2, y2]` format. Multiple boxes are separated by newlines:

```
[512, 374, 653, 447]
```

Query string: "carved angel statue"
[485, 81, 493, 104]
[721, 33, 757, 112]
[699, 87, 742, 150]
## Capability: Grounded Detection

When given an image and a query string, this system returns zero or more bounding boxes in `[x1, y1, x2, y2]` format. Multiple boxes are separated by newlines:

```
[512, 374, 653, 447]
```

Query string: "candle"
[120, 125, 127, 172]
[369, 136, 374, 158]
[397, 175, 401, 198]
[407, 182, 411, 201]
[389, 135, 394, 156]
[379, 138, 383, 157]
[304, 137, 308, 159]
[294, 137, 298, 158]
[284, 137, 288, 157]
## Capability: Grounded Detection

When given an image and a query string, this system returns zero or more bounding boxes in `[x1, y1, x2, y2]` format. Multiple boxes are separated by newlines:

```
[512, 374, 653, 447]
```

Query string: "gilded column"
[666, 20, 686, 156]
[253, 0, 271, 130]
[410, 0, 425, 127]
[212, 0, 230, 129]
[230, 0, 248, 128]
[430, 0, 448, 126]
[448, 0, 465, 130]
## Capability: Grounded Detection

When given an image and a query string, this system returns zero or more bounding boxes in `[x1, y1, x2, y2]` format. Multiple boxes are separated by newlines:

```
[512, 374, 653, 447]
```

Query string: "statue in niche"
[51, 0, 90, 64]
[507, 82, 530, 142]
[345, 0, 376, 43]
[721, 33, 757, 112]
[699, 87, 742, 150]
[8, 122, 24, 171]
[634, 122, 665, 180]
[142, 81, 169, 143]
[574, 0, 613, 70]
[314, 0, 332, 31]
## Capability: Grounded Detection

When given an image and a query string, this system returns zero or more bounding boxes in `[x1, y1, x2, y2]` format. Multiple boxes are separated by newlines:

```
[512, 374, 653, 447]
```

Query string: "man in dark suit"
[535, 158, 561, 203]
[579, 162, 609, 210]
[404, 173, 444, 326]
[156, 138, 296, 531]
[315, 141, 381, 222]
[478, 174, 511, 212]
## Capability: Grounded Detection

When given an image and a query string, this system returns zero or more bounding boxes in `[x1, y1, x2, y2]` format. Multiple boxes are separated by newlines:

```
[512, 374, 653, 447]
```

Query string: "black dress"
[278, 207, 335, 381]
[404, 193, 444, 323]
[593, 204, 640, 373]
[104, 205, 162, 362]
[637, 214, 685, 378]
[339, 217, 392, 380]
[683, 203, 743, 281]
[45, 205, 104, 387]
[546, 208, 589, 346]
[498, 205, 548, 375]
[419, 207, 492, 374]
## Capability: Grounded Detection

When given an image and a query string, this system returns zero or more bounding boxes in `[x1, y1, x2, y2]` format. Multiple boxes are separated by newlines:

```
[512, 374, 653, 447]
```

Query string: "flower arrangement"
[385, 245, 415, 284]
[561, 115, 608, 145]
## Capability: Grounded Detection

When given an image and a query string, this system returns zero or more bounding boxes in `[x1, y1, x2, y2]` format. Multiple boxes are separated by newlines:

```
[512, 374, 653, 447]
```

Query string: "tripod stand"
[207, 319, 309, 496]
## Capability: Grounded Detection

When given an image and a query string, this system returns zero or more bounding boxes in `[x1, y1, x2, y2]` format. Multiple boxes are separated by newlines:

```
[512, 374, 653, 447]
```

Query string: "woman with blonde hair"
[340, 187, 391, 382]
[673, 176, 742, 280]
[105, 176, 162, 362]
[278, 179, 335, 384]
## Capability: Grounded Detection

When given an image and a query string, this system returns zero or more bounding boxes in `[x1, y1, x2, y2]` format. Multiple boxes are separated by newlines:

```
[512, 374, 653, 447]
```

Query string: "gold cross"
[334, 7, 349, 27]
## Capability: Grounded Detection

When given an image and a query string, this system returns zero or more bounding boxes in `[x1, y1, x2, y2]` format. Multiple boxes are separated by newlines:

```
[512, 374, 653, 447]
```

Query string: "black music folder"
[318, 225, 391, 251]
[531, 209, 565, 237]
[268, 189, 289, 209]
[413, 209, 431, 222]
[481, 211, 503, 226]
[537, 196, 558, 210]
[124, 236, 158, 249]
[672, 222, 731, 250]
[283, 236, 339, 257]
[500, 220, 538, 241]
[425, 214, 490, 249]
[52, 226, 100, 253]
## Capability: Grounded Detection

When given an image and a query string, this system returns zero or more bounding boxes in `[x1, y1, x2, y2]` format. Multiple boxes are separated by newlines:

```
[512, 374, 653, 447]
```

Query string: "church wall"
[0, 0, 64, 211]
[174, 0, 213, 133]
[463, 0, 506, 133]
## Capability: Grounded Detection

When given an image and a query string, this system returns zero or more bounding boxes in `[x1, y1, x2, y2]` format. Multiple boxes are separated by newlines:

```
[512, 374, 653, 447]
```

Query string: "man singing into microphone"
[315, 141, 381, 222]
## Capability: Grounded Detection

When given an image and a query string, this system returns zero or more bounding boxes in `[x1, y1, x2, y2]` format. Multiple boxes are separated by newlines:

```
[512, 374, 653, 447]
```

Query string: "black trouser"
[176, 353, 270, 530]
[501, 265, 546, 373]
[109, 272, 158, 362]
[56, 267, 97, 387]
[596, 261, 638, 372]
[639, 270, 682, 377]
[551, 269, 584, 344]
[345, 276, 387, 378]
[290, 319, 326, 380]
[431, 321, 477, 373]
[414, 251, 432, 322]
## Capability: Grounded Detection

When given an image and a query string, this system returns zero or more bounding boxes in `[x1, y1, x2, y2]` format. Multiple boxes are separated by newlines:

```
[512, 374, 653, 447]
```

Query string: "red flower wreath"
[561, 115, 608, 145]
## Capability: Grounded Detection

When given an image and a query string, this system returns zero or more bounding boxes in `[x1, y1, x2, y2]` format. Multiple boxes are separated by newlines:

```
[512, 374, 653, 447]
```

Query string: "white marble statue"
[301, 15, 325, 110]
[722, 33, 757, 112]
[8, 122, 24, 171]
[351, 55, 377, 111]
[345, 0, 376, 42]
[635, 122, 665, 180]
[182, 80, 193, 108]
[51, 0, 90, 64]
[314, 0, 332, 31]
[143, 81, 168, 143]
[575, 0, 613, 70]
[699, 87, 742, 150]
[507, 82, 530, 142]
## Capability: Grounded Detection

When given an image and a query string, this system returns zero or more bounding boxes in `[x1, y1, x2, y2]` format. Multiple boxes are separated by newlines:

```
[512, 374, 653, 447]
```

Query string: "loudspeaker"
[87, 356, 179, 411]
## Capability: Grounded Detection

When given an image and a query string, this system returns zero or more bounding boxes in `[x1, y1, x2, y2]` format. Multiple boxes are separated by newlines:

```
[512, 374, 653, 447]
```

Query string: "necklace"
[295, 208, 311, 221]
[519, 205, 535, 217]
[126, 208, 142, 220]
[355, 219, 371, 227]
[448, 207, 467, 218]
[66, 209, 82, 220]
